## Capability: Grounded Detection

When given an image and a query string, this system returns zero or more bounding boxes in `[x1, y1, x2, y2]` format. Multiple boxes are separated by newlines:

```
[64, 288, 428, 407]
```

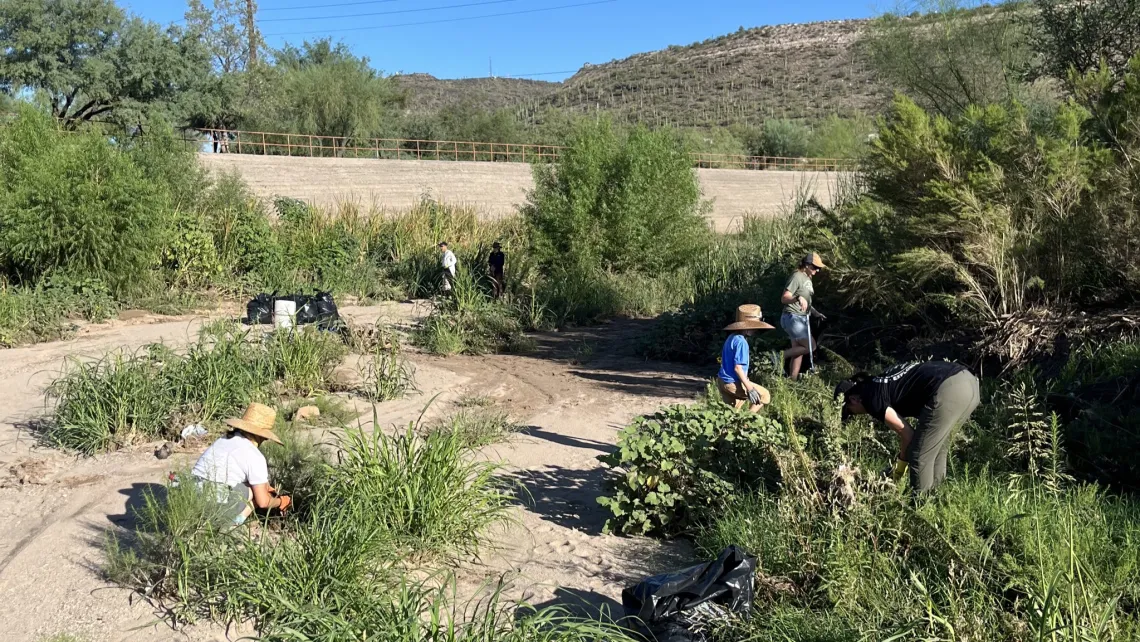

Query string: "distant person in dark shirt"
[488, 242, 505, 298]
[835, 361, 980, 495]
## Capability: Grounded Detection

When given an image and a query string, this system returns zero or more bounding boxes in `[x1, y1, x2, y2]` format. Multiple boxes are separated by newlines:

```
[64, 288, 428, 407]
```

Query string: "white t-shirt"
[191, 435, 269, 489]
[441, 250, 457, 275]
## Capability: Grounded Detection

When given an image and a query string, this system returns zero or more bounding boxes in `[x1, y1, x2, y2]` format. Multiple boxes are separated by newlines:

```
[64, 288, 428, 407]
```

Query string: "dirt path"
[0, 308, 704, 641]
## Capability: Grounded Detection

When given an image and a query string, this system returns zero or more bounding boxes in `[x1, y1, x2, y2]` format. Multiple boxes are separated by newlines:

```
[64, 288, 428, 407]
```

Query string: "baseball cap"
[805, 252, 826, 269]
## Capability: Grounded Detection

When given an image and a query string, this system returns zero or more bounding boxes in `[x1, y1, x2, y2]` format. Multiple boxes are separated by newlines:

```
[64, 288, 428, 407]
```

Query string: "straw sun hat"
[724, 304, 775, 332]
[225, 402, 283, 445]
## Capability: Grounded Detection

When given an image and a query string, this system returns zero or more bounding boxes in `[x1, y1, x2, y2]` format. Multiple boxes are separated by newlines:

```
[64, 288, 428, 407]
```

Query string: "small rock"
[294, 405, 321, 422]
[155, 442, 175, 460]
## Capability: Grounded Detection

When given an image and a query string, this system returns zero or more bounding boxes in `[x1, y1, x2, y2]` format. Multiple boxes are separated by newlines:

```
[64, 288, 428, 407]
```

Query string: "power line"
[264, 0, 617, 36]
[260, 0, 399, 12]
[260, 0, 520, 23]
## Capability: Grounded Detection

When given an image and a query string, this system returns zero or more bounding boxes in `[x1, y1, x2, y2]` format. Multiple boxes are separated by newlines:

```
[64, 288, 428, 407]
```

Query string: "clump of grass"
[48, 350, 176, 453]
[46, 322, 350, 455]
[327, 425, 513, 558]
[416, 270, 534, 355]
[279, 394, 358, 425]
[425, 408, 520, 449]
[265, 326, 347, 395]
[358, 341, 416, 402]
[456, 394, 494, 408]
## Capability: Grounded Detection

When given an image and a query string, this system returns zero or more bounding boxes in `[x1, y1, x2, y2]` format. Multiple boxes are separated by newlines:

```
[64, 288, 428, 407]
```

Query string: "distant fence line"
[195, 128, 855, 172]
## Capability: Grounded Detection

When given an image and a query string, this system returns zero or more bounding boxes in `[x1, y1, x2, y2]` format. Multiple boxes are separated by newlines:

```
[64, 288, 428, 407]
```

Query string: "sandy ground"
[0, 304, 706, 641]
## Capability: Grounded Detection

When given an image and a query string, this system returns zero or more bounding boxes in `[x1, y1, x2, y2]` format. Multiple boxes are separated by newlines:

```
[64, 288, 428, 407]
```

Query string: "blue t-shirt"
[717, 334, 750, 383]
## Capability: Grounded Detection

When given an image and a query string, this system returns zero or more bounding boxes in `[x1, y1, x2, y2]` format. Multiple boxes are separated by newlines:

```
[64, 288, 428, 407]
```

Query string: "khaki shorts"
[717, 380, 770, 408]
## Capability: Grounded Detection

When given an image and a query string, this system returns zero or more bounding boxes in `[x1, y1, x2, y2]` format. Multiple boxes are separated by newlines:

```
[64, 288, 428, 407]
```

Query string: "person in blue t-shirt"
[716, 304, 775, 412]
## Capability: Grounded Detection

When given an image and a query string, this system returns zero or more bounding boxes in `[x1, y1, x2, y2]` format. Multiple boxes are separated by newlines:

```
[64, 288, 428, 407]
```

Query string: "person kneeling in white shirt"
[189, 402, 291, 526]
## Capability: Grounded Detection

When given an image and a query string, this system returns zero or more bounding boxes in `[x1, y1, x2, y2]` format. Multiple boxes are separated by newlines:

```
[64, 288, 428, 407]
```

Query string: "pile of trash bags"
[245, 291, 341, 329]
[622, 546, 756, 642]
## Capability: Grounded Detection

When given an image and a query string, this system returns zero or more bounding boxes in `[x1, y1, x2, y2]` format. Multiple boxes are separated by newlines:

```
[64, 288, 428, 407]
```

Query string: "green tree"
[759, 119, 812, 158]
[0, 0, 213, 128]
[184, 0, 262, 74]
[865, 0, 1032, 117]
[523, 119, 709, 273]
[260, 39, 403, 145]
[1032, 0, 1140, 85]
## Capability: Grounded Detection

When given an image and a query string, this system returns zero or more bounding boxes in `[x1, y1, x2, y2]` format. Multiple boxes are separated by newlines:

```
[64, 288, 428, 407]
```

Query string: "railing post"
[261, 131, 266, 155]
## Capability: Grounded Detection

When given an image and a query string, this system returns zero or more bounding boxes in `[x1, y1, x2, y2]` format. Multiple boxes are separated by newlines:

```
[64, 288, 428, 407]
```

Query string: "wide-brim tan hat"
[225, 402, 283, 445]
[724, 303, 775, 331]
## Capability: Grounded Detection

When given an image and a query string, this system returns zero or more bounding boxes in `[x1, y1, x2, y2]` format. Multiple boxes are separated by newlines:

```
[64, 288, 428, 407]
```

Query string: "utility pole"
[489, 57, 494, 78]
[244, 0, 258, 68]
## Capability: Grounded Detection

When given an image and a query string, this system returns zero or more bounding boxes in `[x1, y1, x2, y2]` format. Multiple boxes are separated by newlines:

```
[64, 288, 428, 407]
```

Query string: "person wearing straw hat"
[190, 402, 291, 525]
[778, 252, 827, 380]
[717, 304, 775, 412]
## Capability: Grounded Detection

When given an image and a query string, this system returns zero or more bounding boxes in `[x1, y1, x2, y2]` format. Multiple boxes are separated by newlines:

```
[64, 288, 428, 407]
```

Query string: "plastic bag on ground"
[312, 291, 341, 330]
[622, 545, 756, 642]
[246, 293, 275, 325]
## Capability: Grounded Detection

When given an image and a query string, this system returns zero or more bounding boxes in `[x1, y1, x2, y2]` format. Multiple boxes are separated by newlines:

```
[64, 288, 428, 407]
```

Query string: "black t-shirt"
[862, 361, 967, 421]
[489, 251, 505, 270]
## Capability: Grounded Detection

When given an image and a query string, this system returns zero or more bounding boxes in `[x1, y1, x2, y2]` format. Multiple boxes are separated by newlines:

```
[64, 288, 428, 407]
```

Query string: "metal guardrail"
[195, 128, 855, 171]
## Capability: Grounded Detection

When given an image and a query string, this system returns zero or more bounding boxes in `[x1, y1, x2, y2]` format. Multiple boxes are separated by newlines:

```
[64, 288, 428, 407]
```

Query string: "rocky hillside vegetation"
[394, 18, 887, 128]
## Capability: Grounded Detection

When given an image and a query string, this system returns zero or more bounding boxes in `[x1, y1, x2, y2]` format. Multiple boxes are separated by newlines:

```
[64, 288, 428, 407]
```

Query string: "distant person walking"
[188, 403, 291, 526]
[835, 361, 981, 495]
[488, 242, 505, 298]
[439, 242, 457, 293]
[778, 253, 826, 379]
[716, 304, 774, 412]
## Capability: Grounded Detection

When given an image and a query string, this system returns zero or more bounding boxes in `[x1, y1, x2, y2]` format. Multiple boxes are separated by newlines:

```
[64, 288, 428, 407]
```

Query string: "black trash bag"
[622, 545, 756, 642]
[277, 293, 319, 325]
[311, 291, 341, 330]
[245, 293, 275, 325]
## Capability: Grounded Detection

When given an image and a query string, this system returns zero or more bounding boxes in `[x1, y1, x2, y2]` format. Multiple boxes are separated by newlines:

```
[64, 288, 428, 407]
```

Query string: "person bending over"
[716, 304, 774, 412]
[835, 361, 980, 495]
[189, 402, 291, 525]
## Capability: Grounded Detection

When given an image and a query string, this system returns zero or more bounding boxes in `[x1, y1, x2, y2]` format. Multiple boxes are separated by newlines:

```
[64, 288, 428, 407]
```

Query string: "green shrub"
[0, 108, 169, 292]
[597, 403, 793, 536]
[265, 326, 348, 396]
[523, 118, 710, 274]
[757, 119, 812, 158]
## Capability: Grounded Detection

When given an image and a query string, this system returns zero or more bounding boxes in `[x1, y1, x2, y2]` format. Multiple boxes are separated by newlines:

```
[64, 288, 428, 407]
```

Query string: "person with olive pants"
[835, 361, 981, 494]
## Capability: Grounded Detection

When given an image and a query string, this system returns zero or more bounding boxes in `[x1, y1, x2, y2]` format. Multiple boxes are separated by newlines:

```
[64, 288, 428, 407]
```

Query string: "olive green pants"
[906, 371, 981, 494]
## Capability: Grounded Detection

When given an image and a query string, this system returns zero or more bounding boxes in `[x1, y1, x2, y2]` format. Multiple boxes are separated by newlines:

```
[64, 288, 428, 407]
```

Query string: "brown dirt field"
[0, 303, 705, 641]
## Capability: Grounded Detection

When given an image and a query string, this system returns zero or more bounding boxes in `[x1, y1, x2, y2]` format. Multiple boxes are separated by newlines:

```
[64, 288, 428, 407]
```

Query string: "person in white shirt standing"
[439, 241, 458, 293]
[189, 402, 291, 526]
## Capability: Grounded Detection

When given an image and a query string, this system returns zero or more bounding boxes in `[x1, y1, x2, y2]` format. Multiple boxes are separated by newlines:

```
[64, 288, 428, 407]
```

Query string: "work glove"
[277, 495, 292, 514]
[880, 459, 908, 482]
[747, 387, 763, 405]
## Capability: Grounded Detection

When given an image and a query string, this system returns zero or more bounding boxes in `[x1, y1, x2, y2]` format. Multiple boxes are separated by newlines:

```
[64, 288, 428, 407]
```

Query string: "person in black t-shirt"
[835, 361, 980, 494]
[488, 242, 505, 299]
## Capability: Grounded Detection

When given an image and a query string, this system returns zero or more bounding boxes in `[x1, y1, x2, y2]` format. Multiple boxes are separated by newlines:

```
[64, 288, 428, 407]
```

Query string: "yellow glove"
[890, 459, 908, 482]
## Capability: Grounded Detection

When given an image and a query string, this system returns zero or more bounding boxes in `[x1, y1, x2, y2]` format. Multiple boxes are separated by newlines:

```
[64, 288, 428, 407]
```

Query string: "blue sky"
[126, 0, 880, 80]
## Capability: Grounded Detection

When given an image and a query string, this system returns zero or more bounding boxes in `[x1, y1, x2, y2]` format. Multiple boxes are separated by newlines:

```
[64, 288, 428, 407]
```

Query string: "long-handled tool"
[806, 314, 816, 375]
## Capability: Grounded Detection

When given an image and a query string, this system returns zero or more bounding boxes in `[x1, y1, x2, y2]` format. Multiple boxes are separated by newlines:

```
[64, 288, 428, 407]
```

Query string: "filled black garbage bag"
[246, 293, 275, 325]
[276, 293, 319, 325]
[622, 545, 756, 642]
[312, 291, 341, 329]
